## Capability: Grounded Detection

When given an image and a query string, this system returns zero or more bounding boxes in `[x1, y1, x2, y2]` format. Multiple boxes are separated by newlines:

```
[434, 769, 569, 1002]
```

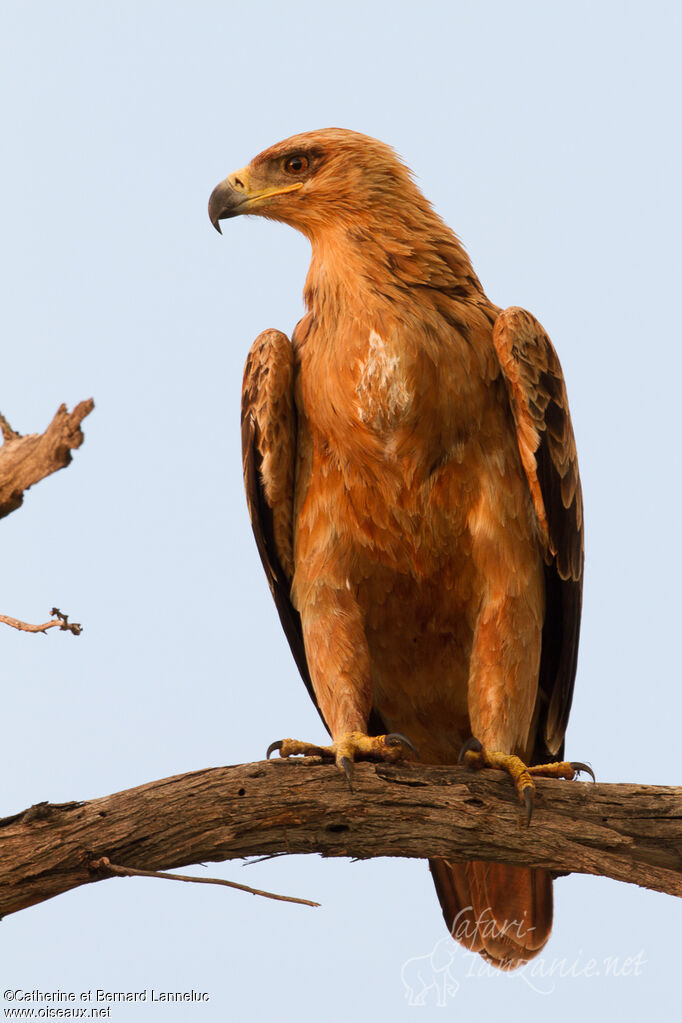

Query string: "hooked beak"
[208, 169, 303, 233]
[208, 175, 247, 233]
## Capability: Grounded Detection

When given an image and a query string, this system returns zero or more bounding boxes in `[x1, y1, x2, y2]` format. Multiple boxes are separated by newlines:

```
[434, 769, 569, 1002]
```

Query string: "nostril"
[233, 176, 245, 191]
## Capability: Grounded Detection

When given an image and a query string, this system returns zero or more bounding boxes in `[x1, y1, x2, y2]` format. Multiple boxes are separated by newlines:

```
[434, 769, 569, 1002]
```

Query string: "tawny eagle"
[208, 129, 587, 969]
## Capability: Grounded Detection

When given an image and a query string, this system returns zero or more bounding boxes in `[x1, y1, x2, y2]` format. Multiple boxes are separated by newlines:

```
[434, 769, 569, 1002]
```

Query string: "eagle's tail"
[428, 858, 552, 970]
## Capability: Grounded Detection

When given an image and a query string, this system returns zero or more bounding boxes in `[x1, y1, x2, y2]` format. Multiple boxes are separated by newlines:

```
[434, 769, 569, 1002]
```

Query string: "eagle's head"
[208, 128, 424, 241]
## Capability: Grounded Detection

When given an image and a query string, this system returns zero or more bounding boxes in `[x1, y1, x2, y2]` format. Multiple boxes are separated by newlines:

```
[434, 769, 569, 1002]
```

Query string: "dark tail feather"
[429, 859, 553, 970]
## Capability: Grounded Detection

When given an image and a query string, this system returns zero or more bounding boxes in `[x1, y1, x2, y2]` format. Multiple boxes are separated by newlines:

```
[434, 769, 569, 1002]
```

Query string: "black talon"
[458, 736, 483, 763]
[340, 756, 354, 792]
[570, 761, 596, 782]
[385, 732, 419, 758]
[266, 740, 284, 759]
[523, 787, 534, 827]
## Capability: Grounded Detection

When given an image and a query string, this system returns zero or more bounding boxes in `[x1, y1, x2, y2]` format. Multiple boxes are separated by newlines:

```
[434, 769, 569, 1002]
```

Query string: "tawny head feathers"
[208, 128, 438, 241]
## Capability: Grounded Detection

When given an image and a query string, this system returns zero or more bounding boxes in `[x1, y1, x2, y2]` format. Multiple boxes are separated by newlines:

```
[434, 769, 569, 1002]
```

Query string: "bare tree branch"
[0, 400, 94, 519]
[1, 760, 680, 921]
[0, 608, 82, 636]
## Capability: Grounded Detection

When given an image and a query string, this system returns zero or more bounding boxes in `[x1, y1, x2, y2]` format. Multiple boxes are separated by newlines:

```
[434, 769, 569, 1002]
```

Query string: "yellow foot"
[266, 731, 418, 789]
[459, 737, 594, 825]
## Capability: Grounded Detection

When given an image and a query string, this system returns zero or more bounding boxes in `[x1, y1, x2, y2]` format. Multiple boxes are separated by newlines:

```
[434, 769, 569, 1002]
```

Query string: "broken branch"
[0, 400, 94, 519]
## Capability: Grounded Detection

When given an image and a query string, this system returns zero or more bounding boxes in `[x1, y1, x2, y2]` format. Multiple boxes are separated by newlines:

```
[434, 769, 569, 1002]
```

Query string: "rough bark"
[0, 400, 94, 519]
[1, 759, 680, 919]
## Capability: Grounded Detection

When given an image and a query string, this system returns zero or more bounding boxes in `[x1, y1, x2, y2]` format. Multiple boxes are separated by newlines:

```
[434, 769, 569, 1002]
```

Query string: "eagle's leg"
[460, 738, 594, 824]
[463, 556, 585, 823]
[267, 581, 416, 781]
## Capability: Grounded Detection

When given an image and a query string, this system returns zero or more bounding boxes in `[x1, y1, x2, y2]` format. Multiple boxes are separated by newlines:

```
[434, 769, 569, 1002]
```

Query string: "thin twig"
[89, 857, 320, 908]
[0, 608, 82, 636]
[243, 853, 290, 867]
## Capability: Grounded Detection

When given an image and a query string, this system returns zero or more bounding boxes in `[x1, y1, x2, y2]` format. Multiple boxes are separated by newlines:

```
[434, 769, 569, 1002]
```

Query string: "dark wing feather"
[241, 329, 326, 729]
[493, 307, 584, 760]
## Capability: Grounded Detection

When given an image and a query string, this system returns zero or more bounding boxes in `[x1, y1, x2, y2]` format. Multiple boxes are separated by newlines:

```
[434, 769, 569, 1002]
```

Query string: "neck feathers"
[303, 199, 488, 318]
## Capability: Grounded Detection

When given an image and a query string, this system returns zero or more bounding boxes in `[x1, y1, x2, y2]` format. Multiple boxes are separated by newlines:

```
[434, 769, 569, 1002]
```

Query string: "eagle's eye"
[284, 155, 309, 175]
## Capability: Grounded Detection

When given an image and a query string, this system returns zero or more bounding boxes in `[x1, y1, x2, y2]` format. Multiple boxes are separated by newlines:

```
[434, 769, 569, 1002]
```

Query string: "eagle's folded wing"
[241, 329, 321, 721]
[493, 307, 584, 758]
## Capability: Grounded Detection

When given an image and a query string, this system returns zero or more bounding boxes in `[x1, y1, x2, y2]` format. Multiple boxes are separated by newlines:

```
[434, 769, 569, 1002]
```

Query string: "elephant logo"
[401, 936, 460, 1006]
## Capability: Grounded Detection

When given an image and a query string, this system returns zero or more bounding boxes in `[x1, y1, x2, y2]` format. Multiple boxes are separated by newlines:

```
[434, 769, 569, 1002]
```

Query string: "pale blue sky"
[1, 1, 680, 1020]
